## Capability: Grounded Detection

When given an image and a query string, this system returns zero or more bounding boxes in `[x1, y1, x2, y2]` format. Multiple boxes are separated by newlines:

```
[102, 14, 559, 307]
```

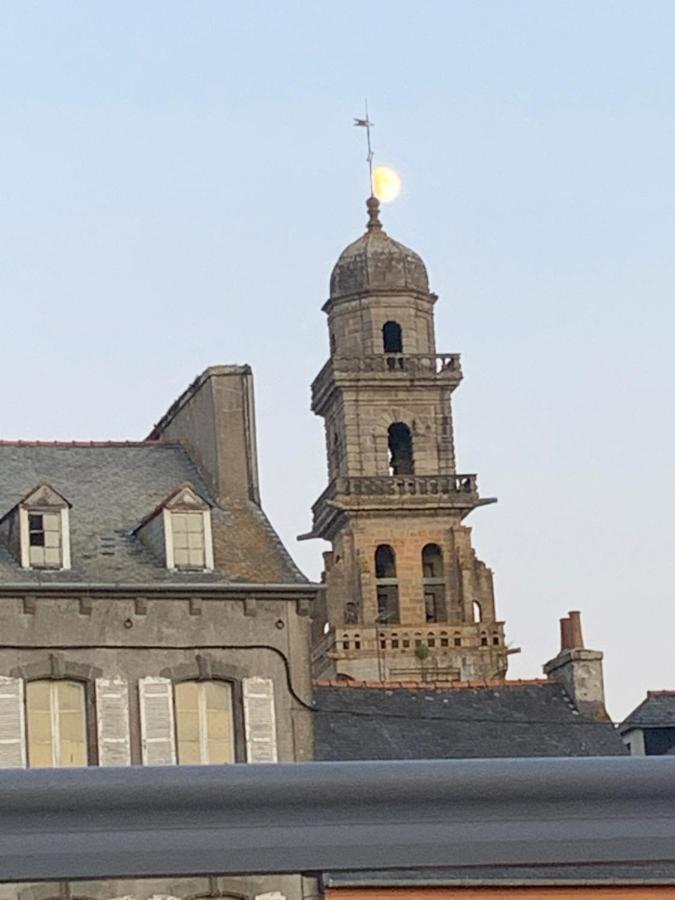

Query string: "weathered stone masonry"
[303, 196, 510, 682]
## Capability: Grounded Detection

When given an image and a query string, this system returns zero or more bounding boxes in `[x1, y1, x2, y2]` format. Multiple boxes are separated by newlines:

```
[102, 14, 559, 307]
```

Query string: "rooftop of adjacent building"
[0, 366, 310, 588]
[313, 675, 627, 761]
[620, 690, 675, 732]
[0, 442, 306, 586]
[324, 862, 675, 888]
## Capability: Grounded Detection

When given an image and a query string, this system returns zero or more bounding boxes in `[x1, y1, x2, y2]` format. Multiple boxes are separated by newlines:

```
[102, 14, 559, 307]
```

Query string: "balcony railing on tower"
[306, 473, 492, 540]
[312, 352, 462, 411]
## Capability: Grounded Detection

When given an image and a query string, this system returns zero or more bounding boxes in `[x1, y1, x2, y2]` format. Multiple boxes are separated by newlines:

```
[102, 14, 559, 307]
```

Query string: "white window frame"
[163, 507, 213, 571]
[19, 506, 71, 570]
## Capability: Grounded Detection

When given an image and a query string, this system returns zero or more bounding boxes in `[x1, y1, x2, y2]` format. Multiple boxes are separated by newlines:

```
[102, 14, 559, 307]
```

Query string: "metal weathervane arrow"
[354, 102, 401, 203]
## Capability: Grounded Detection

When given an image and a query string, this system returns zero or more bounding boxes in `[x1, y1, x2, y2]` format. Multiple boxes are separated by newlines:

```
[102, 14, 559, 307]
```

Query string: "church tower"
[304, 196, 510, 682]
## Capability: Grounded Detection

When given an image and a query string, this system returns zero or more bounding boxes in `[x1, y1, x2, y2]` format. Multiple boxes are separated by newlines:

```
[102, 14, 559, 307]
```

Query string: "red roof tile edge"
[314, 677, 552, 690]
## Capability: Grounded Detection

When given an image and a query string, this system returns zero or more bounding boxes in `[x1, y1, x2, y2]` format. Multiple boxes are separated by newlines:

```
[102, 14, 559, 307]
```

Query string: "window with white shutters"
[26, 680, 87, 767]
[0, 676, 26, 768]
[243, 677, 278, 763]
[175, 680, 235, 765]
[139, 677, 176, 765]
[96, 678, 131, 766]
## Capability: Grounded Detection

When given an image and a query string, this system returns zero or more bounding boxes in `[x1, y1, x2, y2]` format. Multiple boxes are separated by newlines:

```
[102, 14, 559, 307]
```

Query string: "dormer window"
[135, 483, 214, 572]
[27, 512, 62, 568]
[0, 483, 72, 571]
[171, 511, 207, 570]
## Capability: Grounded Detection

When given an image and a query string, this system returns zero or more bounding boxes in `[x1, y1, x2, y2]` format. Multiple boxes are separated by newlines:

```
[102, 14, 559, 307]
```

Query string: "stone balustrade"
[312, 353, 462, 410]
[340, 473, 476, 496]
[329, 623, 504, 655]
[331, 352, 461, 375]
[312, 474, 478, 515]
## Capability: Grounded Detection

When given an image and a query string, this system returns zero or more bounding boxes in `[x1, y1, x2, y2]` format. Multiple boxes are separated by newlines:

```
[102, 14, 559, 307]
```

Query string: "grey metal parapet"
[0, 756, 674, 883]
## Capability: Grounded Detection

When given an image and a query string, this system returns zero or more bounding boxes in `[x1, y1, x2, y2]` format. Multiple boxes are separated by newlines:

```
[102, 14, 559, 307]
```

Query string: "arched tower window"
[422, 543, 443, 578]
[422, 543, 447, 623]
[375, 544, 399, 624]
[388, 422, 414, 475]
[383, 321, 403, 353]
[344, 601, 358, 624]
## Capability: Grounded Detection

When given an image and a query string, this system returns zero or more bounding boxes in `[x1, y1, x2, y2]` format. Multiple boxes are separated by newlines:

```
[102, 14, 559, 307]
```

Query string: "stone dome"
[329, 197, 429, 300]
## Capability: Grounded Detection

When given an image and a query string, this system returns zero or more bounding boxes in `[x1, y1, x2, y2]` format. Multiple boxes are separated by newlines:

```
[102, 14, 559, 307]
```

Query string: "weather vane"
[353, 102, 401, 204]
[353, 100, 375, 195]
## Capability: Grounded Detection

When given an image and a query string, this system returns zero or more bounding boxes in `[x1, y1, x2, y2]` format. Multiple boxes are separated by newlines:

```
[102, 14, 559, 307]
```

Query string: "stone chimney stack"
[543, 610, 609, 721]
[148, 365, 261, 506]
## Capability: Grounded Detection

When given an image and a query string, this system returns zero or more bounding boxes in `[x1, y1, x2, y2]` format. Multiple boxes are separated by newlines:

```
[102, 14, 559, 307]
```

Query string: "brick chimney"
[148, 366, 261, 506]
[543, 610, 609, 721]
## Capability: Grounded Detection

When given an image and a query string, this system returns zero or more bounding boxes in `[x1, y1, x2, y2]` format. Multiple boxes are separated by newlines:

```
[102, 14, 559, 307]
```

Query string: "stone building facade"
[0, 366, 319, 900]
[304, 197, 509, 682]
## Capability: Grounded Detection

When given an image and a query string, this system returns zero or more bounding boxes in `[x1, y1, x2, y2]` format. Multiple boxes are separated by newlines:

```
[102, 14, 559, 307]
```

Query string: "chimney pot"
[560, 616, 573, 651]
[568, 610, 584, 649]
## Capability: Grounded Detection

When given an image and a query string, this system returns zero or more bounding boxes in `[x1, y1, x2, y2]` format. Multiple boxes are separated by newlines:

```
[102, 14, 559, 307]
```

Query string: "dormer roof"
[0, 482, 71, 523]
[133, 482, 211, 533]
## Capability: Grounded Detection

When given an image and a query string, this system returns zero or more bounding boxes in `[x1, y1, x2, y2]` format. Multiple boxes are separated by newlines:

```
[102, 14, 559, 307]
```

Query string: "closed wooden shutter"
[0, 677, 26, 768]
[96, 678, 131, 766]
[243, 677, 278, 763]
[139, 677, 176, 765]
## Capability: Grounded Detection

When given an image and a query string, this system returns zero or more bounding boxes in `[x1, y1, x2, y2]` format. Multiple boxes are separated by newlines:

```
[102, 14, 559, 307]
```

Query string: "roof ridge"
[314, 678, 552, 690]
[0, 440, 180, 448]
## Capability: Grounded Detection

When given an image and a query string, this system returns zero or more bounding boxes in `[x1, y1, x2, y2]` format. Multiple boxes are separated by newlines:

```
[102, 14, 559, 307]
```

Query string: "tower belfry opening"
[383, 320, 403, 353]
[388, 423, 414, 475]
[304, 196, 506, 683]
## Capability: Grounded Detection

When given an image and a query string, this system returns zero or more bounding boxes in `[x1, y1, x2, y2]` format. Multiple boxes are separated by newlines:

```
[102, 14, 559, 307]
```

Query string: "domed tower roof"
[329, 196, 430, 301]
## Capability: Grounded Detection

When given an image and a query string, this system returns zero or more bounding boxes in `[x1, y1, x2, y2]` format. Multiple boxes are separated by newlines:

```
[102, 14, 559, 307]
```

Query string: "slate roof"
[0, 442, 306, 586]
[325, 863, 675, 887]
[620, 691, 675, 731]
[313, 680, 628, 760]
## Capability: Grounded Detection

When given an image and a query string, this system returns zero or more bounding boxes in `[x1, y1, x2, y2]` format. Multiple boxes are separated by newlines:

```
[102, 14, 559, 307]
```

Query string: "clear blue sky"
[2, 2, 674, 720]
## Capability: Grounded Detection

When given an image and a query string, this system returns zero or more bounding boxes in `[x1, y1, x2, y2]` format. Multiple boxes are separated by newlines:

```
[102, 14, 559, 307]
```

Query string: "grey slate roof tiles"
[0, 443, 306, 585]
[325, 863, 675, 887]
[313, 681, 628, 759]
[620, 691, 675, 731]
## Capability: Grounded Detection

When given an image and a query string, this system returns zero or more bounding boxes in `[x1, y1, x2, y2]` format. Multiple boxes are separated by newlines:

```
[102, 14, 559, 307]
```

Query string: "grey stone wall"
[0, 592, 313, 764]
[0, 590, 315, 900]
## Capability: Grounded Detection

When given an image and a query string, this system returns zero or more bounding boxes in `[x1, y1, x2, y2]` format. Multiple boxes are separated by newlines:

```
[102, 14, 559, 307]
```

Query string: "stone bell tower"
[303, 196, 510, 682]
